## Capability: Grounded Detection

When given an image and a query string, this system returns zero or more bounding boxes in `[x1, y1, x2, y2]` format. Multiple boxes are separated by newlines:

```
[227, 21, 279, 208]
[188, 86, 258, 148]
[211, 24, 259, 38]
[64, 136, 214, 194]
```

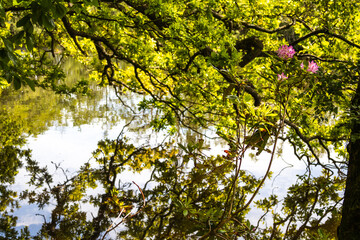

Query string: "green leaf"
[6, 50, 17, 65]
[2, 37, 13, 52]
[40, 0, 52, 9]
[0, 17, 5, 28]
[16, 14, 31, 28]
[25, 34, 34, 52]
[41, 14, 55, 30]
[0, 2, 3, 13]
[13, 77, 21, 90]
[30, 2, 42, 24]
[23, 20, 34, 34]
[25, 78, 35, 91]
[178, 143, 188, 152]
[0, 4, 5, 27]
[227, 95, 238, 100]
[11, 30, 25, 44]
[0, 48, 8, 64]
[89, 0, 99, 7]
[246, 219, 251, 228]
[53, 4, 67, 19]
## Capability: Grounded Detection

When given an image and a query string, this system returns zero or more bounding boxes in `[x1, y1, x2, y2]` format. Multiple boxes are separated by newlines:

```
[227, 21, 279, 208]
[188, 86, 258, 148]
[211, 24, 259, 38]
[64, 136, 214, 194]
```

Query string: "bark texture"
[338, 79, 360, 239]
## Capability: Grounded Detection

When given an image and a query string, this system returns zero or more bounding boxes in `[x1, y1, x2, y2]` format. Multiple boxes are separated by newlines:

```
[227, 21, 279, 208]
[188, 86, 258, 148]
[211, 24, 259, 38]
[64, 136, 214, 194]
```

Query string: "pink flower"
[300, 62, 304, 69]
[307, 61, 318, 73]
[277, 45, 296, 60]
[278, 73, 288, 80]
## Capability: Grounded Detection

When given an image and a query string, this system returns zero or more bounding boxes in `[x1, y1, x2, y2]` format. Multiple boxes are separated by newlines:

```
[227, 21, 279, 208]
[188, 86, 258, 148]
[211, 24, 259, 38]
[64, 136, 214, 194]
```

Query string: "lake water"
[1, 68, 327, 238]
[9, 90, 312, 236]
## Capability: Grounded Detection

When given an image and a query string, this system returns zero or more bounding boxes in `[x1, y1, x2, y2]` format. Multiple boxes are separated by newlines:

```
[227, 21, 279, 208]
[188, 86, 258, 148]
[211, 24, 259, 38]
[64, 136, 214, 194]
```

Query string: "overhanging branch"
[291, 28, 360, 50]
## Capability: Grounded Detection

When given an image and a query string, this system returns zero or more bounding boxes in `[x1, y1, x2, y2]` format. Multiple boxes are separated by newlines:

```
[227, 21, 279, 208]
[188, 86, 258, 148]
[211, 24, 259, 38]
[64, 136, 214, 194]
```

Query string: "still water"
[0, 60, 318, 238]
[6, 89, 308, 236]
[7, 84, 164, 234]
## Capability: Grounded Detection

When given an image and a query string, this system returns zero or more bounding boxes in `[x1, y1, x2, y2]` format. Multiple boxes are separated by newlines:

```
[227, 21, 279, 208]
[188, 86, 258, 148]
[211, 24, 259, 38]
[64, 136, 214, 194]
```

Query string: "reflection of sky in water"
[14, 118, 157, 233]
[13, 121, 318, 236]
[11, 89, 331, 237]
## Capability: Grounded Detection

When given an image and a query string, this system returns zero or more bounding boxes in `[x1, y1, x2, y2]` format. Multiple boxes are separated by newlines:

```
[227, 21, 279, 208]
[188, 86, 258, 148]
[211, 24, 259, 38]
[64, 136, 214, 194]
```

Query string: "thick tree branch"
[235, 36, 264, 67]
[241, 20, 295, 34]
[338, 78, 360, 239]
[217, 70, 262, 106]
[185, 45, 262, 106]
[291, 29, 360, 50]
[61, 17, 87, 55]
[326, 31, 360, 49]
[284, 119, 347, 142]
[290, 29, 329, 46]
[297, 54, 349, 63]
[121, 0, 171, 29]
[4, 6, 30, 12]
[211, 10, 295, 34]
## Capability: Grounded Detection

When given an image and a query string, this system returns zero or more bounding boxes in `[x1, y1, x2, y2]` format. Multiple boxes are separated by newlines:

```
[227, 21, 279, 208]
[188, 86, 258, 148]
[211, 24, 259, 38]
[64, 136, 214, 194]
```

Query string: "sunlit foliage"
[1, 0, 360, 239]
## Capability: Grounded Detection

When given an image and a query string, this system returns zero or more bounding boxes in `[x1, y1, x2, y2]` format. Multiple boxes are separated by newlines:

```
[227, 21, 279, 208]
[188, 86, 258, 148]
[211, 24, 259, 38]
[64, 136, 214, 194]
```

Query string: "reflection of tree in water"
[0, 109, 32, 239]
[1, 0, 355, 238]
[0, 59, 227, 239]
[0, 58, 127, 136]
[0, 61, 344, 240]
[11, 116, 340, 239]
[19, 125, 252, 239]
[0, 58, 133, 239]
[0, 66, 343, 239]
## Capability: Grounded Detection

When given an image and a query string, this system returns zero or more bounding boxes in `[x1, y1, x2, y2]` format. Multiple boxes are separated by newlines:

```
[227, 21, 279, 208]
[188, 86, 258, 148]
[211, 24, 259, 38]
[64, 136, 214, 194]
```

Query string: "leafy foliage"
[1, 0, 360, 239]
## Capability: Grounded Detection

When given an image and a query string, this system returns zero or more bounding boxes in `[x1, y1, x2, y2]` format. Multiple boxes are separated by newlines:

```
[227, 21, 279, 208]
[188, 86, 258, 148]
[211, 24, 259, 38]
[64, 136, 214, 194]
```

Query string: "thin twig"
[101, 181, 146, 240]
[241, 89, 291, 211]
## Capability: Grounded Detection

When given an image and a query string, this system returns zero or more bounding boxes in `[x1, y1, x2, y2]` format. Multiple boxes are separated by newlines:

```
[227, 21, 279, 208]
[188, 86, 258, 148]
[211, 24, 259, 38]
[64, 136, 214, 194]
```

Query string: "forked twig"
[100, 181, 146, 240]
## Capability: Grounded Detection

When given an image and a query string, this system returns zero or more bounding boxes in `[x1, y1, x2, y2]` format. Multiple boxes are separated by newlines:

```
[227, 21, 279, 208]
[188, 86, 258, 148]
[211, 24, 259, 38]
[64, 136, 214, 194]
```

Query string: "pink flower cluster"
[301, 61, 319, 73]
[277, 45, 296, 60]
[306, 61, 318, 73]
[278, 73, 288, 80]
[276, 45, 319, 80]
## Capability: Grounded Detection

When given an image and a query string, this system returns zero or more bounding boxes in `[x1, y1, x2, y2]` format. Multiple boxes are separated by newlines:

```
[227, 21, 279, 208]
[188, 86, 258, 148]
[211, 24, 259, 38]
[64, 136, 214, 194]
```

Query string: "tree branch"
[291, 28, 360, 50]
[284, 119, 347, 142]
[235, 36, 264, 67]
[4, 6, 30, 12]
[290, 29, 329, 46]
[241, 20, 295, 34]
[211, 10, 295, 34]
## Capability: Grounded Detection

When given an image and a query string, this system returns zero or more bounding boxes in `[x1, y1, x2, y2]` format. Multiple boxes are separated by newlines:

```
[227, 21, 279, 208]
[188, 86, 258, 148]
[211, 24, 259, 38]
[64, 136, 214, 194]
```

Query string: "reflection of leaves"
[1, 0, 354, 237]
[0, 59, 121, 136]
[0, 109, 26, 183]
[12, 132, 259, 239]
[0, 212, 31, 239]
[118, 140, 260, 239]
[0, 110, 31, 238]
[6, 126, 345, 239]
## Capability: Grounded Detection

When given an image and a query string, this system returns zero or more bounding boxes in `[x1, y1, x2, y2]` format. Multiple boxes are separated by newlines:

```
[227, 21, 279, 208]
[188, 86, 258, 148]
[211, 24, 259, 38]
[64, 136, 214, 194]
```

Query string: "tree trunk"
[338, 80, 360, 239]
